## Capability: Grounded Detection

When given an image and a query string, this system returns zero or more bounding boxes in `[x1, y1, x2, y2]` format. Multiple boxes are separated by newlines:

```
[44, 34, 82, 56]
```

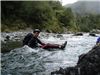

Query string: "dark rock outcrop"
[89, 33, 96, 37]
[73, 32, 83, 36]
[51, 44, 100, 75]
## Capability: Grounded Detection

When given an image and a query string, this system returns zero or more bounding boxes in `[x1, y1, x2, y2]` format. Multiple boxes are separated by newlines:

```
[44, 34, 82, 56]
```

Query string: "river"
[1, 32, 100, 75]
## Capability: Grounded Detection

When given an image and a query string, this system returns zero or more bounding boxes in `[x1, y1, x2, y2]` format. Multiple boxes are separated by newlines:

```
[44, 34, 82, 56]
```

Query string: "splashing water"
[1, 33, 100, 75]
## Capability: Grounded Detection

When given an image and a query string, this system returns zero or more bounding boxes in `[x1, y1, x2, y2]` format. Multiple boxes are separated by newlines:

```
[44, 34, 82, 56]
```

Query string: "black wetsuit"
[23, 33, 43, 48]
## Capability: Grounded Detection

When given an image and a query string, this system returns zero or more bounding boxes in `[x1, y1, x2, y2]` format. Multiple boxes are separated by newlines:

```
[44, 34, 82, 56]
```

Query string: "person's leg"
[41, 41, 67, 49]
[43, 43, 60, 49]
[60, 41, 67, 49]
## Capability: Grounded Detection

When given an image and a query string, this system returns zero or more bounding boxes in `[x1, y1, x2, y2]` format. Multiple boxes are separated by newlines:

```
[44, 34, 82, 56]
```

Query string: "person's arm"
[37, 38, 45, 45]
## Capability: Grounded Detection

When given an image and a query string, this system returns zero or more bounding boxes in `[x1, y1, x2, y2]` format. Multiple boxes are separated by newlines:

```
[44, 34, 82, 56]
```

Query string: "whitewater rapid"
[1, 32, 100, 75]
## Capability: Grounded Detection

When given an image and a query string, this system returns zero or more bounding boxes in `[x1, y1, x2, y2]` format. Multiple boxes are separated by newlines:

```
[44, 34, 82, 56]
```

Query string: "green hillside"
[1, 1, 100, 33]
[65, 1, 100, 15]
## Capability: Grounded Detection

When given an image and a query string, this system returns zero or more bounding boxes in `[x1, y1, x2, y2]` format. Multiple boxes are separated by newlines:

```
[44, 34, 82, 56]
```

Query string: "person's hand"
[41, 44, 47, 48]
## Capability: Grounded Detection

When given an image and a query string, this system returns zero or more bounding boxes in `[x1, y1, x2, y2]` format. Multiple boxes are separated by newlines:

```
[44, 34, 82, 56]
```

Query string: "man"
[23, 29, 67, 49]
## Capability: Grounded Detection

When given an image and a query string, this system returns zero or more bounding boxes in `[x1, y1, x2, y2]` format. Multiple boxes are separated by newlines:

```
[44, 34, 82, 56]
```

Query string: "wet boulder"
[51, 44, 100, 75]
[1, 40, 22, 53]
[76, 44, 100, 75]
[5, 35, 10, 41]
[89, 33, 96, 37]
[73, 32, 83, 36]
[51, 67, 79, 75]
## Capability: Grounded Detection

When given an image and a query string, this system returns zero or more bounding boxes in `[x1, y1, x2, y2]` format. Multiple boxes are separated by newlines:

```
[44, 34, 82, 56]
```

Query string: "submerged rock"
[51, 44, 100, 75]
[57, 34, 63, 38]
[1, 40, 22, 53]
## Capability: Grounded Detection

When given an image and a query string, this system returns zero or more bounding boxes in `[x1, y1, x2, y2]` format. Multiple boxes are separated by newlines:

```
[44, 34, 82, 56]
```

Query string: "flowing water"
[1, 32, 100, 75]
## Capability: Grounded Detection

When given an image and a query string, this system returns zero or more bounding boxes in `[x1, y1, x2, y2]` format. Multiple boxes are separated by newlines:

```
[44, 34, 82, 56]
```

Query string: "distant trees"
[75, 14, 100, 32]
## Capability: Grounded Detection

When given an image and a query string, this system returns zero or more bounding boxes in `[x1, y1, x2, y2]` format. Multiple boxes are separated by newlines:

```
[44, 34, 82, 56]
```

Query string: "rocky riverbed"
[1, 31, 100, 75]
[51, 44, 100, 75]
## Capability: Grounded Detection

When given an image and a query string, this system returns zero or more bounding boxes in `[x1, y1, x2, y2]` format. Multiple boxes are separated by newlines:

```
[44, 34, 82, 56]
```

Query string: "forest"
[1, 1, 100, 33]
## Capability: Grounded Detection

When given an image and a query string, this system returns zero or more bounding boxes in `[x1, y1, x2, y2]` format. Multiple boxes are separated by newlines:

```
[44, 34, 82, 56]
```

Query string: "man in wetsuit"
[23, 29, 67, 49]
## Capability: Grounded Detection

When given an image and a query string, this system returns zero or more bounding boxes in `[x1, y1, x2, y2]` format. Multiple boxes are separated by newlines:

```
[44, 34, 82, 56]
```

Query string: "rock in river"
[51, 44, 100, 75]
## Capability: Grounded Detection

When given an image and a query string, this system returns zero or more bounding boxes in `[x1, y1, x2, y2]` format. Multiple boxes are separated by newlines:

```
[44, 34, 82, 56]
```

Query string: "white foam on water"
[1, 32, 100, 75]
[23, 45, 40, 53]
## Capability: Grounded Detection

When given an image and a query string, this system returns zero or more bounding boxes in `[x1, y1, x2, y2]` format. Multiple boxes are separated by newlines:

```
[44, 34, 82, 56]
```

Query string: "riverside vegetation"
[1, 1, 100, 33]
[1, 1, 100, 53]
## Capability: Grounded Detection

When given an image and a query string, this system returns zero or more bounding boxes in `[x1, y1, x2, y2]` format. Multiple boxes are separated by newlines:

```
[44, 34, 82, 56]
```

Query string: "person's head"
[33, 29, 40, 37]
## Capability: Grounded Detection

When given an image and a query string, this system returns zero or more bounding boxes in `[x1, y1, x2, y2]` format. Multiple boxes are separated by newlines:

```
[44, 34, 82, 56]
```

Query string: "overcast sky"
[61, 0, 100, 6]
[61, 0, 78, 5]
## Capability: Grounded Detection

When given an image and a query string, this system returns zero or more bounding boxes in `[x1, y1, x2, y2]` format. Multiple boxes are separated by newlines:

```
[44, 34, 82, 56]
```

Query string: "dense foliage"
[1, 1, 100, 33]
[75, 14, 100, 32]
